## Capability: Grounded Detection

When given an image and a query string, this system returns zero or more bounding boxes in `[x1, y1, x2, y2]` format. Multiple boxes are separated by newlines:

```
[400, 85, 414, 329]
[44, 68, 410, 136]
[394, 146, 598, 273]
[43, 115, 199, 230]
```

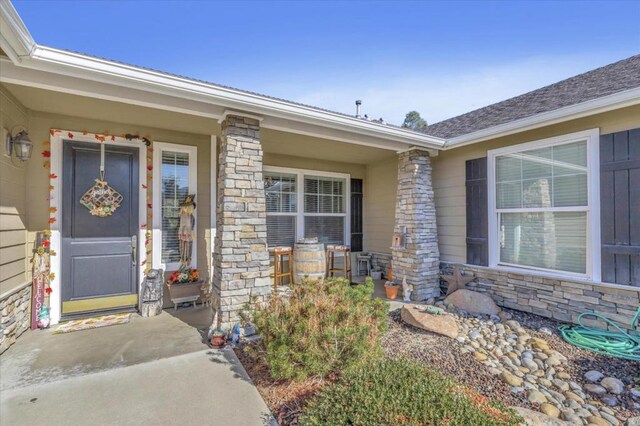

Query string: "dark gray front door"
[62, 141, 139, 316]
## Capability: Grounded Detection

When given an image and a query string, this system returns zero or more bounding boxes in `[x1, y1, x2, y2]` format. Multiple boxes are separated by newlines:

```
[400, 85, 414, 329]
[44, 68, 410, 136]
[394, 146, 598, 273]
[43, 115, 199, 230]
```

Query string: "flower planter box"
[167, 280, 203, 309]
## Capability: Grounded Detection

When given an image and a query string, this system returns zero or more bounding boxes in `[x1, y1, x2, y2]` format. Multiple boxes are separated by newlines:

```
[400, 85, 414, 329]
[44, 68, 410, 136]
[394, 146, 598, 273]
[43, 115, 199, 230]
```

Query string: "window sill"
[161, 262, 197, 273]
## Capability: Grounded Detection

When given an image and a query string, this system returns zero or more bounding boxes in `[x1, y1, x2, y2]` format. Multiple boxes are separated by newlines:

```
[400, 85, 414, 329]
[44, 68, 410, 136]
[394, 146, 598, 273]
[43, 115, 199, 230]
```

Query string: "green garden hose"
[558, 306, 640, 361]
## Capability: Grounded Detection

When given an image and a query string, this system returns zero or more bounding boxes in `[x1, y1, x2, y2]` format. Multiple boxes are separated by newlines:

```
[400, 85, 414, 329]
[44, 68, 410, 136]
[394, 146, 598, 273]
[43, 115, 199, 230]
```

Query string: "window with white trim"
[153, 143, 197, 271]
[265, 172, 297, 247]
[264, 168, 349, 248]
[488, 130, 599, 278]
[304, 175, 346, 245]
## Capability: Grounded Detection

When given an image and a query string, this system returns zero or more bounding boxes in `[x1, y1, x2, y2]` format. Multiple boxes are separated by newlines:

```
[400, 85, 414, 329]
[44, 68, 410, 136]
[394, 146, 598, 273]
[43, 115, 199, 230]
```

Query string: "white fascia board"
[13, 45, 445, 149]
[0, 57, 222, 119]
[444, 87, 640, 149]
[0, 0, 35, 61]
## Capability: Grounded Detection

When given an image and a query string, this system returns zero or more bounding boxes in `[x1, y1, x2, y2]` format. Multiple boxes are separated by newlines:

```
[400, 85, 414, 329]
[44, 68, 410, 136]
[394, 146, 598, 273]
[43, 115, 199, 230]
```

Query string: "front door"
[61, 141, 139, 317]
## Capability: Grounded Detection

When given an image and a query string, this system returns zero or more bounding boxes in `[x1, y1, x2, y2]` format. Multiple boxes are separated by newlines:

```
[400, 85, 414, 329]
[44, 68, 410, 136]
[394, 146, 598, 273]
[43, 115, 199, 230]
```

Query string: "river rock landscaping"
[235, 279, 639, 425]
[387, 302, 639, 426]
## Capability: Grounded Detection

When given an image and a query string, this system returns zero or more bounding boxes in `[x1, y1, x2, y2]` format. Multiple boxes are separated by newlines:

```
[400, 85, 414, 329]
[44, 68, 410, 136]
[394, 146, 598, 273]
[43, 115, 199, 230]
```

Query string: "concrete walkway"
[1, 348, 274, 425]
[0, 308, 275, 425]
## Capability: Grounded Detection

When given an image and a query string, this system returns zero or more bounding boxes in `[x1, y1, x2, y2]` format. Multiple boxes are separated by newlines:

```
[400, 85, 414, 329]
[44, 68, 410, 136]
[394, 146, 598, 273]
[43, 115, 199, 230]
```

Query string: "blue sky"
[13, 1, 640, 125]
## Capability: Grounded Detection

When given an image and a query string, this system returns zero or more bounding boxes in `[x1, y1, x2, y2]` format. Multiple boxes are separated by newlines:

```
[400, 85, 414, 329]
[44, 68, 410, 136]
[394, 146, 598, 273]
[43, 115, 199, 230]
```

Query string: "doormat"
[53, 313, 131, 334]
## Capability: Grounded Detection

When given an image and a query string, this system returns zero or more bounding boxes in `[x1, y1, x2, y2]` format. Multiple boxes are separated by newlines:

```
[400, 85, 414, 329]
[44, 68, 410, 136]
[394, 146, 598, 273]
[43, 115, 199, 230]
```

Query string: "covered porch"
[0, 49, 443, 337]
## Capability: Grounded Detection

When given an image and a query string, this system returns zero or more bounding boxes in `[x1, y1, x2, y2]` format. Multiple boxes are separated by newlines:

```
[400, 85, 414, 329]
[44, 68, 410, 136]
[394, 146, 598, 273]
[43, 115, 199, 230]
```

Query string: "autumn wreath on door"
[79, 142, 123, 217]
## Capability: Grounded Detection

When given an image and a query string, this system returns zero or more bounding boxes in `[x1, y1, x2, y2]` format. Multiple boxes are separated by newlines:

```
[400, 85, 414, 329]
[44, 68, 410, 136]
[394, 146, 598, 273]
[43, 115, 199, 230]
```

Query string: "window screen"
[495, 140, 588, 274]
[304, 216, 345, 246]
[265, 172, 297, 247]
[304, 175, 346, 245]
[304, 176, 345, 214]
[161, 151, 190, 264]
[267, 216, 296, 247]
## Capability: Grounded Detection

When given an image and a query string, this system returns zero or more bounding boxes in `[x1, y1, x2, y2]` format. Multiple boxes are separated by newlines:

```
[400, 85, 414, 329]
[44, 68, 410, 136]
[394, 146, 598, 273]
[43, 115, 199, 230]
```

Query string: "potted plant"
[384, 280, 399, 300]
[208, 311, 227, 348]
[166, 266, 203, 306]
[210, 328, 226, 348]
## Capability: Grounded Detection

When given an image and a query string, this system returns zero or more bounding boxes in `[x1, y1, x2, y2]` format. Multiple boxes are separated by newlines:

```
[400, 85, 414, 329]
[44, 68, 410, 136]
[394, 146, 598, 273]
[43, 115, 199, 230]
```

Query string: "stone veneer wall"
[0, 284, 31, 354]
[392, 149, 440, 300]
[370, 252, 392, 278]
[212, 115, 271, 329]
[440, 262, 640, 332]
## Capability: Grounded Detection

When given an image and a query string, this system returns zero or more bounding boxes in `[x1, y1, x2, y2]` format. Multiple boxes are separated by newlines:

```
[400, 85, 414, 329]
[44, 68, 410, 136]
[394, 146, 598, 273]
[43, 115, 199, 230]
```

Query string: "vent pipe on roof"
[355, 100, 362, 118]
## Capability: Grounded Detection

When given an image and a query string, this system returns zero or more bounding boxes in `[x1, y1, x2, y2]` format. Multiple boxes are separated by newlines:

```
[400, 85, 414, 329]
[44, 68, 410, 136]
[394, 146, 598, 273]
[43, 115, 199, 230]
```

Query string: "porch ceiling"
[2, 82, 220, 136]
[4, 82, 400, 164]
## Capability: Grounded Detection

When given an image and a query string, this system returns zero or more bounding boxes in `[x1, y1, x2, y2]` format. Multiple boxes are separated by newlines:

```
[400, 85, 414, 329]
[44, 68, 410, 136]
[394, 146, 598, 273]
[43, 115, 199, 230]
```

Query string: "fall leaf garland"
[42, 129, 156, 299]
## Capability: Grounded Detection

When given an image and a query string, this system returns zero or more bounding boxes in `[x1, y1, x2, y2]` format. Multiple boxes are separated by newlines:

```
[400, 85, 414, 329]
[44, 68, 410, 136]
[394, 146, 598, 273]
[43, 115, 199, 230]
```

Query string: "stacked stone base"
[370, 252, 392, 278]
[440, 262, 640, 332]
[392, 149, 441, 301]
[213, 115, 271, 330]
[0, 284, 31, 354]
[394, 248, 441, 300]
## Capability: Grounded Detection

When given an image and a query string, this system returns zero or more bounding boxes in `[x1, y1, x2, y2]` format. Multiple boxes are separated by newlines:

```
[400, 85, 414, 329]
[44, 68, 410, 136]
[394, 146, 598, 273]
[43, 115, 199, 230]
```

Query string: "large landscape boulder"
[511, 407, 570, 426]
[400, 305, 459, 338]
[444, 289, 501, 316]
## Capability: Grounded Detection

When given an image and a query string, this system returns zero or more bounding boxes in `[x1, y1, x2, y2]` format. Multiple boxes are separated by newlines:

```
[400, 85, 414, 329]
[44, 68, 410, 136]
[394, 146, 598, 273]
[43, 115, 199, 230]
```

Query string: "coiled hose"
[558, 306, 640, 361]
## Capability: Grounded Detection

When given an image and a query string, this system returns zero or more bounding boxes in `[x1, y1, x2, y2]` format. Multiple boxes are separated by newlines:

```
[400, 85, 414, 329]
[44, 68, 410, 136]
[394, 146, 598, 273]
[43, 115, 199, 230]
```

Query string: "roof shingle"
[422, 55, 640, 139]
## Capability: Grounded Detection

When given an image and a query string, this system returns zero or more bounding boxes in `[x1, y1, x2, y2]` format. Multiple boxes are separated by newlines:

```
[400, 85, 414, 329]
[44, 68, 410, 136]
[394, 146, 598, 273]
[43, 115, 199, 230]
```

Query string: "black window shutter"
[600, 128, 640, 286]
[350, 179, 363, 252]
[466, 157, 488, 266]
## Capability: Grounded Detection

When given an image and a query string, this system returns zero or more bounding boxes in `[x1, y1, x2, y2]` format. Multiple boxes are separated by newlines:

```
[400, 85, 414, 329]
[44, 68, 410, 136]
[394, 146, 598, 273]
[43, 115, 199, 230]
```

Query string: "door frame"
[49, 130, 148, 325]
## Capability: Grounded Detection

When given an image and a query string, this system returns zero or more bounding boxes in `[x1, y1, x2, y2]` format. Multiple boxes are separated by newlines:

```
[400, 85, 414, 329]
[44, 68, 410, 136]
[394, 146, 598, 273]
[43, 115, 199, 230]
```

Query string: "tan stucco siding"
[263, 153, 366, 179]
[363, 157, 397, 255]
[0, 87, 29, 296]
[432, 105, 640, 263]
[24, 111, 213, 280]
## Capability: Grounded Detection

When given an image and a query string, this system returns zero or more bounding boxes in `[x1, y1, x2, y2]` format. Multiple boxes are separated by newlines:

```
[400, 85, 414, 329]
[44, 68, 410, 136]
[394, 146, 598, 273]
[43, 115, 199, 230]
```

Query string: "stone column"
[392, 149, 440, 301]
[213, 115, 271, 329]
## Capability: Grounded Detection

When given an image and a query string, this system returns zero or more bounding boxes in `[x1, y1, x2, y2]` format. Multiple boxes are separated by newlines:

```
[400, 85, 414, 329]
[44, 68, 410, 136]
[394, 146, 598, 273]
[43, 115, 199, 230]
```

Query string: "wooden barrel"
[293, 241, 326, 284]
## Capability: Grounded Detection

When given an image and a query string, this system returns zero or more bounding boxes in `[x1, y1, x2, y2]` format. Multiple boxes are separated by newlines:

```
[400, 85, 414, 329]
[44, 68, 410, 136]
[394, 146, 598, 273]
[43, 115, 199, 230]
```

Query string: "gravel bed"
[238, 307, 639, 426]
[508, 309, 639, 384]
[382, 309, 531, 409]
[388, 304, 639, 426]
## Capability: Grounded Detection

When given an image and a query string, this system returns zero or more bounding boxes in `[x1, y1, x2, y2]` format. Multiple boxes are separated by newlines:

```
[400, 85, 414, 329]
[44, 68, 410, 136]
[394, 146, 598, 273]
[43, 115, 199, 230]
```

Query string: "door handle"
[132, 235, 137, 265]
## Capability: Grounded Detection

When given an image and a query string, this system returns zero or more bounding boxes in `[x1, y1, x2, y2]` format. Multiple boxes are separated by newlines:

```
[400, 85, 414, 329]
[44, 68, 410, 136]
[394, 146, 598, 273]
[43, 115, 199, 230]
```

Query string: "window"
[265, 172, 297, 247]
[153, 143, 197, 270]
[488, 130, 599, 278]
[264, 167, 350, 248]
[304, 175, 346, 245]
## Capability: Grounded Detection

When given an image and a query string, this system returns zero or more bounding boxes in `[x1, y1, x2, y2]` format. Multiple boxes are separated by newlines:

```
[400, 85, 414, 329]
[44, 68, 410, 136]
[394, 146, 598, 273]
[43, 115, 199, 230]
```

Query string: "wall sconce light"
[5, 129, 34, 161]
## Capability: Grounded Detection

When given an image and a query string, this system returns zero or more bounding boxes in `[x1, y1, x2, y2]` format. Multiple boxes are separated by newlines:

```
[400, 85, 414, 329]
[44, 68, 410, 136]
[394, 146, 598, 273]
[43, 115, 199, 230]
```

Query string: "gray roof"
[423, 54, 640, 140]
[56, 48, 402, 128]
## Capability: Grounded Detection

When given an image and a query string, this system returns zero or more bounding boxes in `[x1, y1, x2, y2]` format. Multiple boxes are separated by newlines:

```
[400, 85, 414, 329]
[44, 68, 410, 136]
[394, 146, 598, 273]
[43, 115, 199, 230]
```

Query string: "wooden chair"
[273, 246, 293, 290]
[326, 245, 352, 282]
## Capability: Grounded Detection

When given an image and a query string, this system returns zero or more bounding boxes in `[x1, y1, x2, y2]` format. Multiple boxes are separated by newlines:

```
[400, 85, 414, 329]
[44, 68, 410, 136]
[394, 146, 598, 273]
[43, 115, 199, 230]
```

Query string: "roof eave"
[443, 86, 640, 150]
[18, 44, 444, 149]
[0, 0, 34, 61]
[0, 0, 444, 149]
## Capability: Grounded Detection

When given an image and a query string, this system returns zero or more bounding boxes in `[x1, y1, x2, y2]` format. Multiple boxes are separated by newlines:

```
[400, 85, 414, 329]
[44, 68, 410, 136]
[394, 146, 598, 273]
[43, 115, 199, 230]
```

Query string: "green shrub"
[250, 276, 388, 381]
[299, 358, 522, 426]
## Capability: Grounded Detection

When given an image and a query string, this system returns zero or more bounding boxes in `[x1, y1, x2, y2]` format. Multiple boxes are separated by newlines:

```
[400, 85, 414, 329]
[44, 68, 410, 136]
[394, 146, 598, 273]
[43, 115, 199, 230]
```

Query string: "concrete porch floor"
[0, 280, 409, 425]
[362, 276, 412, 311]
[0, 306, 275, 425]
